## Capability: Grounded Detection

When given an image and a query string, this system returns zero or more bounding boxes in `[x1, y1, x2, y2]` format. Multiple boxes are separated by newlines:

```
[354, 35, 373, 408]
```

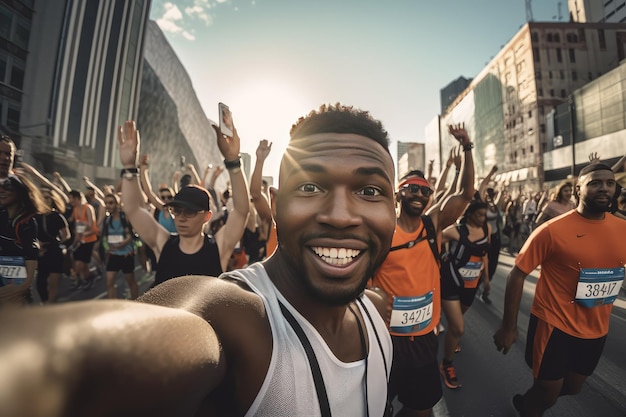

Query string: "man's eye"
[299, 184, 320, 193]
[358, 186, 382, 196]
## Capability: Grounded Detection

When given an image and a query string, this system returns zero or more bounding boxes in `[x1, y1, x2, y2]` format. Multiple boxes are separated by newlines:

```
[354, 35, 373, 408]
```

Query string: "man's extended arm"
[0, 300, 225, 417]
[250, 140, 272, 222]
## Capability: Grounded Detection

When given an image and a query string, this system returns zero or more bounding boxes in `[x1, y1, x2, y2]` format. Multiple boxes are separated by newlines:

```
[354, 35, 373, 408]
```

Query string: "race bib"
[458, 261, 483, 281]
[575, 267, 625, 308]
[75, 223, 86, 233]
[107, 235, 124, 244]
[390, 292, 433, 333]
[0, 255, 27, 285]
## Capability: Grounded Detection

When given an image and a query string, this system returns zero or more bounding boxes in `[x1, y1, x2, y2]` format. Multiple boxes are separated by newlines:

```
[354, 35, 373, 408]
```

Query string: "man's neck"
[178, 232, 206, 254]
[397, 212, 423, 233]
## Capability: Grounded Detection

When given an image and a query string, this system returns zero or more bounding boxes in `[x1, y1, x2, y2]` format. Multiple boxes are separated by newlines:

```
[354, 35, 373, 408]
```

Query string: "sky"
[149, 0, 566, 181]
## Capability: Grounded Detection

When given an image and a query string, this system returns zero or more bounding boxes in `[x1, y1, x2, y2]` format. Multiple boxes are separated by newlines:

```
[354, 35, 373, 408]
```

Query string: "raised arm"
[83, 176, 105, 200]
[250, 139, 273, 222]
[139, 154, 166, 211]
[185, 163, 202, 186]
[0, 300, 225, 417]
[53, 171, 72, 194]
[428, 124, 476, 232]
[477, 164, 498, 202]
[213, 122, 250, 272]
[118, 120, 171, 259]
[19, 162, 70, 205]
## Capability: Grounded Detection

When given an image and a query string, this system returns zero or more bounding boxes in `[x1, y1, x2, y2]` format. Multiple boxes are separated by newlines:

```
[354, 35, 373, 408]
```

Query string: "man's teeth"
[312, 247, 360, 266]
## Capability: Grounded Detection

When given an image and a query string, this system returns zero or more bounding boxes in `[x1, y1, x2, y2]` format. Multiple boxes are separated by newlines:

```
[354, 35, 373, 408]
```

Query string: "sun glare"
[226, 77, 316, 182]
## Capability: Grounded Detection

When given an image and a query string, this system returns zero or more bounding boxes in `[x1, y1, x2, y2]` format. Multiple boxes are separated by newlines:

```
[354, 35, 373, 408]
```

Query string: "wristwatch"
[120, 167, 139, 180]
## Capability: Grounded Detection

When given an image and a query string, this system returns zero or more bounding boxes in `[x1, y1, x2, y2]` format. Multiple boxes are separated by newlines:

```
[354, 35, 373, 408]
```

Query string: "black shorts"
[525, 314, 606, 380]
[441, 267, 479, 307]
[38, 245, 65, 275]
[389, 332, 442, 411]
[73, 242, 95, 263]
[106, 253, 135, 273]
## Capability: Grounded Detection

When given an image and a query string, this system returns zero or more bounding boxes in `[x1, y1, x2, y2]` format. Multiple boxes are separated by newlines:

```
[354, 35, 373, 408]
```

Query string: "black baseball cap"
[164, 185, 211, 211]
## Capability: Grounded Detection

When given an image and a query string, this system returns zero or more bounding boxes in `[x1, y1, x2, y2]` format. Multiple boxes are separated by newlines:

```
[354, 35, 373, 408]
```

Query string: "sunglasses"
[168, 206, 205, 219]
[402, 184, 433, 197]
[160, 195, 173, 200]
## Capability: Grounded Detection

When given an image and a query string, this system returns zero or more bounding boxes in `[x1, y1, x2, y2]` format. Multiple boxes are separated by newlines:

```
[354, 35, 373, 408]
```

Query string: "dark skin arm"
[0, 298, 226, 417]
[493, 266, 528, 354]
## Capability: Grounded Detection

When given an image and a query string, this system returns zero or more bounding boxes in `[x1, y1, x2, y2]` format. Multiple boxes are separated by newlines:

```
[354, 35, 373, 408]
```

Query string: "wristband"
[120, 167, 139, 178]
[463, 143, 474, 152]
[224, 156, 241, 170]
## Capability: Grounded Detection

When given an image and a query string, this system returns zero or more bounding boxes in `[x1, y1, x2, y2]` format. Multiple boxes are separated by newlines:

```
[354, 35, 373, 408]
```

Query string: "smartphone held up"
[218, 102, 234, 138]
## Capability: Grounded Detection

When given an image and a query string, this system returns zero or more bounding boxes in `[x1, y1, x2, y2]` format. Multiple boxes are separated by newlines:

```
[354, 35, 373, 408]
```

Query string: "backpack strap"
[389, 215, 440, 265]
[420, 215, 440, 265]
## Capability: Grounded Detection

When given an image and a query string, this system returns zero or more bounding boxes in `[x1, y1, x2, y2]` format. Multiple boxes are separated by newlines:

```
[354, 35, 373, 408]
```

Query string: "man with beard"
[370, 124, 476, 416]
[0, 104, 396, 417]
[494, 163, 626, 417]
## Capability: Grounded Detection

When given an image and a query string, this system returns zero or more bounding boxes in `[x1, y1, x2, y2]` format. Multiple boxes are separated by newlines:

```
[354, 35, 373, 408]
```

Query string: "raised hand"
[588, 152, 600, 164]
[448, 123, 470, 146]
[256, 139, 272, 161]
[213, 110, 240, 161]
[118, 120, 140, 168]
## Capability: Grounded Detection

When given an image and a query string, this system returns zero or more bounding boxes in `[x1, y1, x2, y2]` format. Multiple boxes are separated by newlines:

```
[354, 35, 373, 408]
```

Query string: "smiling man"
[494, 163, 626, 417]
[0, 104, 397, 417]
[371, 124, 476, 416]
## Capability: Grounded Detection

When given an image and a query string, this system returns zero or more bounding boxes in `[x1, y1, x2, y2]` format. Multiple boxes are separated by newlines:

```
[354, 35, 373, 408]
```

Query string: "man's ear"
[204, 211, 213, 222]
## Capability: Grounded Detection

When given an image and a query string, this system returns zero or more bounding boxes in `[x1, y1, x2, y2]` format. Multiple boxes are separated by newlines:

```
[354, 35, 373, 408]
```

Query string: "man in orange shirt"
[371, 124, 476, 416]
[494, 163, 626, 417]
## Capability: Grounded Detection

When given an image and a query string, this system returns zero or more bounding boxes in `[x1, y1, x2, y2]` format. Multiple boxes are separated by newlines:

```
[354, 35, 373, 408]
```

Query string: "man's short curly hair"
[289, 103, 390, 154]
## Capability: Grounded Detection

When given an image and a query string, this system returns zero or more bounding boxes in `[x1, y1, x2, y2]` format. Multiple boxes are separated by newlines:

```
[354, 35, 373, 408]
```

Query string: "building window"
[547, 33, 553, 42]
[599, 29, 606, 50]
[533, 47, 540, 62]
[522, 148, 526, 156]
[532, 32, 539, 42]
[530, 145, 534, 153]
[538, 88, 543, 96]
[549, 71, 553, 79]
[7, 104, 20, 131]
[540, 124, 546, 133]
[554, 33, 560, 42]
[569, 49, 576, 63]
[528, 110, 532, 118]
[556, 48, 562, 62]
[0, 53, 6, 82]
[535, 70, 542, 80]
[561, 89, 566, 97]
[539, 105, 544, 114]
[9, 61, 24, 90]
[550, 89, 555, 96]
[0, 6, 12, 40]
[560, 70, 564, 79]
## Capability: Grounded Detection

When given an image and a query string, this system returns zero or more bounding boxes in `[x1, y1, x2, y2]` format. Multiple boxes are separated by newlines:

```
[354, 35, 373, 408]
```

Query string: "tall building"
[0, 0, 33, 143]
[397, 141, 425, 180]
[569, 0, 626, 23]
[440, 76, 472, 114]
[434, 21, 626, 190]
[16, 0, 151, 187]
[137, 20, 225, 190]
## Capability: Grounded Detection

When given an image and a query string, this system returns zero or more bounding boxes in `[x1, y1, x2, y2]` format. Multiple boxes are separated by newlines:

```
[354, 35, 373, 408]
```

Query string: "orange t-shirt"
[72, 204, 98, 243]
[372, 222, 440, 337]
[516, 211, 626, 339]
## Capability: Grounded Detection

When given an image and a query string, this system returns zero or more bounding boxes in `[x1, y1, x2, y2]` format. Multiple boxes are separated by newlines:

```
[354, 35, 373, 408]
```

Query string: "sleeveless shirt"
[153, 234, 222, 286]
[223, 263, 392, 417]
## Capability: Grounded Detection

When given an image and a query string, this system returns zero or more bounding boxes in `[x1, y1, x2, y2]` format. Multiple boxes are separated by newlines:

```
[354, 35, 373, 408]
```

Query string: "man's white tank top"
[223, 263, 392, 417]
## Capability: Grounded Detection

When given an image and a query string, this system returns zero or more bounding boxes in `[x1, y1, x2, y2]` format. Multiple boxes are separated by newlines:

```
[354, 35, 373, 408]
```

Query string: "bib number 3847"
[390, 292, 433, 333]
[575, 267, 624, 308]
